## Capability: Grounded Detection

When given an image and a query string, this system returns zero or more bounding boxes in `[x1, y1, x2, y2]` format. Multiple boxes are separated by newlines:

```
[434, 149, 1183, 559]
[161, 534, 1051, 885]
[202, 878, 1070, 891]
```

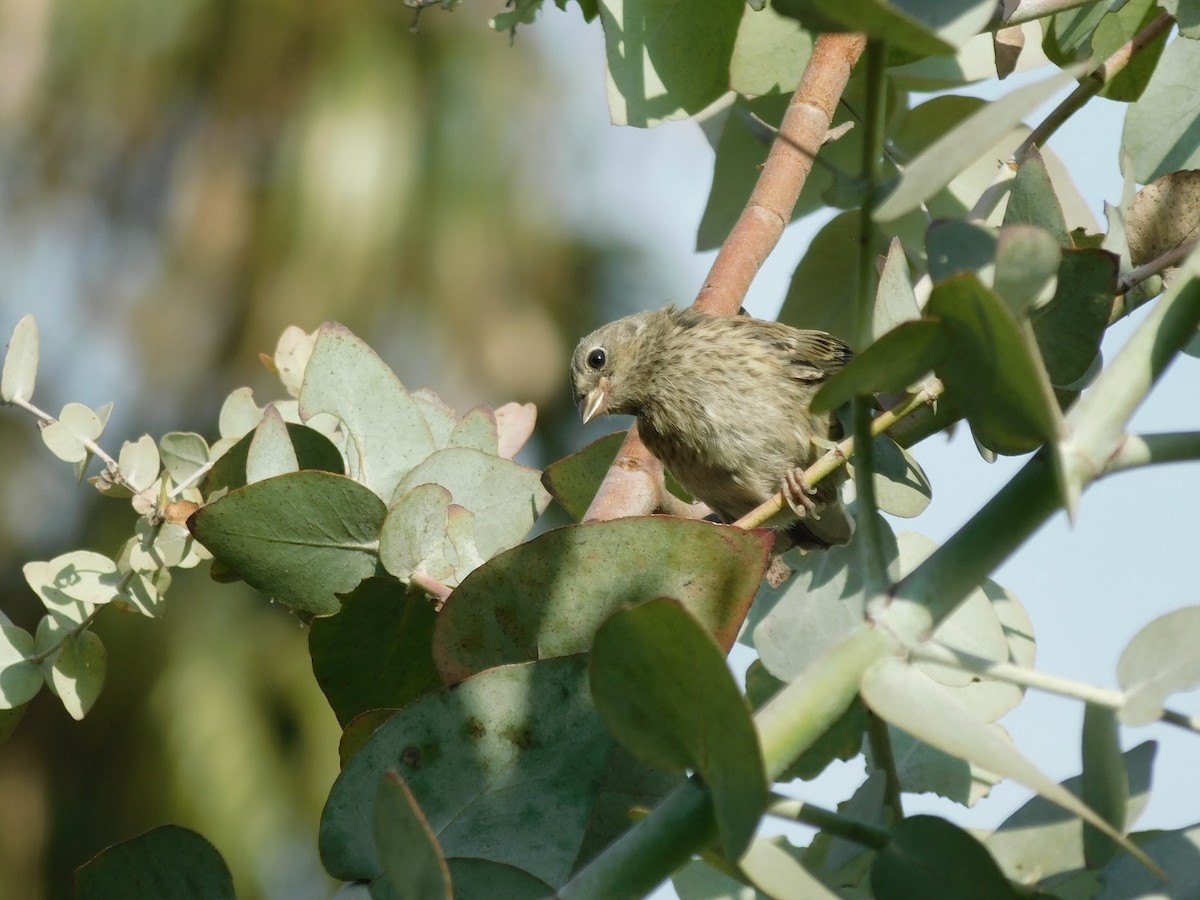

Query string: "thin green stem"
[9, 395, 129, 489]
[1105, 432, 1200, 474]
[766, 794, 890, 849]
[865, 711, 905, 822]
[29, 607, 102, 665]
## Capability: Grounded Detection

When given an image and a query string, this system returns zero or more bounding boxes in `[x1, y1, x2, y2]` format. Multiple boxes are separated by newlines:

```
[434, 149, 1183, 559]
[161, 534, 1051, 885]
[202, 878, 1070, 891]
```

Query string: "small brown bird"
[571, 306, 854, 547]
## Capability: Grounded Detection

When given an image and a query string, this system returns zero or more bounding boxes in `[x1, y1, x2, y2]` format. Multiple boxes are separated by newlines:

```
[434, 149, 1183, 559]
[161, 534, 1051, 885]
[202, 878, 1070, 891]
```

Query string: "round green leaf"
[379, 484, 455, 583]
[444, 859, 552, 899]
[811, 321, 947, 414]
[309, 578, 441, 727]
[320, 656, 613, 889]
[591, 599, 767, 859]
[730, 4, 813, 97]
[871, 815, 1013, 900]
[299, 321, 434, 500]
[159, 432, 210, 485]
[1122, 35, 1200, 183]
[41, 402, 103, 464]
[1030, 249, 1118, 388]
[600, 0, 742, 127]
[1117, 606, 1200, 725]
[74, 824, 234, 900]
[38, 621, 105, 720]
[391, 447, 549, 562]
[447, 406, 499, 455]
[205, 421, 344, 495]
[433, 517, 771, 684]
[0, 624, 41, 708]
[189, 471, 386, 615]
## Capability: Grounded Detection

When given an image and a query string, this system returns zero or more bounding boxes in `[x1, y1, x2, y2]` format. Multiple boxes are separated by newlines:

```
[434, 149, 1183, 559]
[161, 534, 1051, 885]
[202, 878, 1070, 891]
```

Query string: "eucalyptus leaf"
[1082, 704, 1127, 870]
[0, 624, 41, 708]
[246, 405, 299, 484]
[189, 471, 387, 615]
[541, 431, 625, 521]
[309, 578, 441, 727]
[73, 825, 235, 900]
[1116, 606, 1200, 725]
[299, 321, 434, 500]
[1, 313, 37, 403]
[1122, 36, 1200, 183]
[871, 816, 1014, 900]
[434, 517, 771, 684]
[592, 599, 765, 858]
[373, 771, 452, 900]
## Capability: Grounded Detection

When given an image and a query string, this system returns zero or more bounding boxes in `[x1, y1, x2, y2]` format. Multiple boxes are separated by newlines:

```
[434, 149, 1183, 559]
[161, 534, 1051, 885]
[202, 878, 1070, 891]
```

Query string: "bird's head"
[570, 310, 660, 423]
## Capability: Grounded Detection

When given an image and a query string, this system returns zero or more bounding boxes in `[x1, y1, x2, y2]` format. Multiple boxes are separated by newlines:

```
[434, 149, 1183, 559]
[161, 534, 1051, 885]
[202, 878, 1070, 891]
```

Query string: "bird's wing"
[776, 329, 853, 382]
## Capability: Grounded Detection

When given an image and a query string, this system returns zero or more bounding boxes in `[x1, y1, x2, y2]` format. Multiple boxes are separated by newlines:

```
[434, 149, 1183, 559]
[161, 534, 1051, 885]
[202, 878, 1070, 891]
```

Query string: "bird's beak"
[580, 377, 610, 424]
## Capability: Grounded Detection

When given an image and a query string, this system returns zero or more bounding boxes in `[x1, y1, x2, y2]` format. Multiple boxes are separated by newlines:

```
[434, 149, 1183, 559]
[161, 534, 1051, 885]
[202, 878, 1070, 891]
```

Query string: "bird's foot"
[782, 468, 820, 520]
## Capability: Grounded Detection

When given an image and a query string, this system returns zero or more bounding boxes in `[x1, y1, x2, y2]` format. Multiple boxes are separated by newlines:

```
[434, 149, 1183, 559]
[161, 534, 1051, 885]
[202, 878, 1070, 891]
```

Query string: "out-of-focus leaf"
[739, 835, 838, 899]
[373, 771, 451, 900]
[1095, 822, 1200, 897]
[1003, 148, 1072, 246]
[991, 225, 1061, 315]
[189, 471, 386, 615]
[73, 825, 234, 900]
[321, 656, 612, 888]
[871, 816, 1014, 900]
[874, 238, 921, 339]
[812, 321, 947, 414]
[1122, 36, 1200, 183]
[434, 517, 770, 684]
[986, 741, 1157, 885]
[927, 219, 997, 284]
[1030, 249, 1118, 388]
[846, 434, 933, 519]
[309, 579, 441, 727]
[0, 624, 42, 708]
[217, 387, 263, 441]
[299, 321, 434, 500]
[493, 402, 536, 460]
[599, 0, 742, 127]
[861, 657, 1155, 867]
[41, 403, 104, 464]
[876, 66, 1080, 222]
[36, 622, 105, 721]
[1117, 606, 1200, 725]
[1161, 0, 1200, 38]
[541, 431, 625, 521]
[1082, 704, 1127, 870]
[591, 599, 766, 858]
[1, 313, 38, 403]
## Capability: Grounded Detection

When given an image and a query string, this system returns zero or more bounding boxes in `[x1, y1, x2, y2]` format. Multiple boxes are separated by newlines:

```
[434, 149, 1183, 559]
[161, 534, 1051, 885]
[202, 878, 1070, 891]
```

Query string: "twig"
[1111, 237, 1200, 322]
[765, 794, 890, 848]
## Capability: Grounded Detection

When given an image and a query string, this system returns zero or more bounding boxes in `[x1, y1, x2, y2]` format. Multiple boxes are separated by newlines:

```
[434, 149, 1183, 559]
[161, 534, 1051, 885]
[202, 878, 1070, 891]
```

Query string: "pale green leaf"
[0, 624, 42, 708]
[861, 657, 1156, 870]
[41, 403, 103, 464]
[159, 432, 210, 486]
[299, 322, 434, 500]
[246, 405, 300, 484]
[118, 434, 161, 492]
[217, 387, 263, 440]
[1117, 606, 1200, 725]
[876, 66, 1081, 221]
[600, 0, 743, 127]
[1, 313, 38, 403]
[37, 621, 105, 720]
[1082, 704, 1127, 870]
[730, 4, 814, 96]
[379, 483, 456, 584]
[74, 824, 235, 900]
[1122, 35, 1200, 183]
[591, 599, 766, 858]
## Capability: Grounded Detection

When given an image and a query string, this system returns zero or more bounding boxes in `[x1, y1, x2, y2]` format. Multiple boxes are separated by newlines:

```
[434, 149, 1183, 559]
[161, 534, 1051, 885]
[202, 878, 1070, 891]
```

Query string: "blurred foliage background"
[0, 2, 663, 897]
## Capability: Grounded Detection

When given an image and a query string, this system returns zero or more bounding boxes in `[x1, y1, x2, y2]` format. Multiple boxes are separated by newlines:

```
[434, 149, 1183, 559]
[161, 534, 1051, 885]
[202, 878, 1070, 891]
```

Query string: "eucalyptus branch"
[1104, 432, 1200, 474]
[8, 394, 130, 489]
[765, 794, 890, 849]
[1111, 237, 1200, 322]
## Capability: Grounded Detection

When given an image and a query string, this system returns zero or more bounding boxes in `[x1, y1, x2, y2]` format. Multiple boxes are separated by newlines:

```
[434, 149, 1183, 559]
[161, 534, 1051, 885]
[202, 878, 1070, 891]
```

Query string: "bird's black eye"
[586, 348, 606, 370]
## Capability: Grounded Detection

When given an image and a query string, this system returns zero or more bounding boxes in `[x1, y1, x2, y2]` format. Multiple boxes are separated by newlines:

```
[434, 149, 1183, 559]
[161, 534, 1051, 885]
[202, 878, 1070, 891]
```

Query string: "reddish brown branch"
[583, 33, 868, 523]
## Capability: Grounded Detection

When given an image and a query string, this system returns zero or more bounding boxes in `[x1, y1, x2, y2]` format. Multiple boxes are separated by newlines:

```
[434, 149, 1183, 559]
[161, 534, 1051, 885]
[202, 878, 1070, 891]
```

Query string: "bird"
[570, 306, 855, 548]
